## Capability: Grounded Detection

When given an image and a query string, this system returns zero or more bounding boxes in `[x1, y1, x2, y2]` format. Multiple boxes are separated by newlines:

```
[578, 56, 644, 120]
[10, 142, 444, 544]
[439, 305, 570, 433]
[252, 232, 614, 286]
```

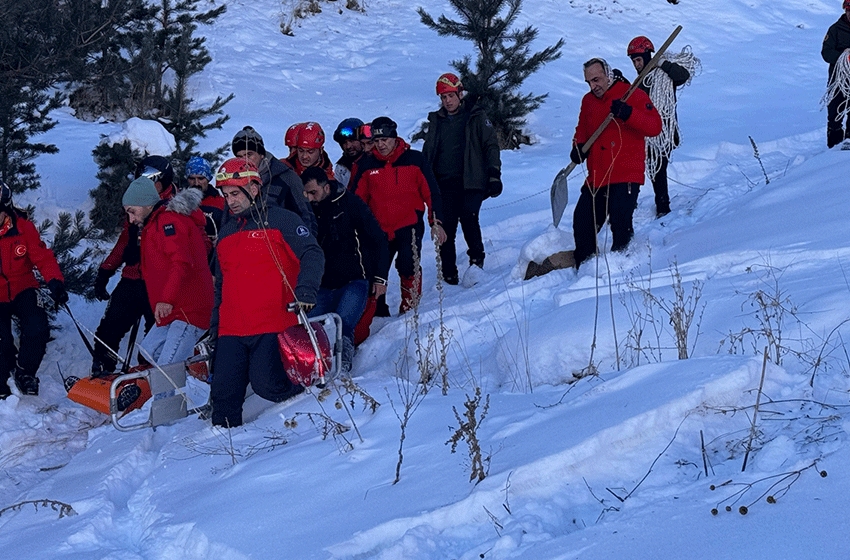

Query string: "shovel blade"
[550, 167, 570, 227]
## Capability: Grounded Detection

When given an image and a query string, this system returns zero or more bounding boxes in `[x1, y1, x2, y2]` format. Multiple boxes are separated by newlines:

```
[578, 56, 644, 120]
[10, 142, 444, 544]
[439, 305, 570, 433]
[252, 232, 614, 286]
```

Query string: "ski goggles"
[337, 126, 357, 139]
[138, 166, 163, 182]
[358, 124, 373, 141]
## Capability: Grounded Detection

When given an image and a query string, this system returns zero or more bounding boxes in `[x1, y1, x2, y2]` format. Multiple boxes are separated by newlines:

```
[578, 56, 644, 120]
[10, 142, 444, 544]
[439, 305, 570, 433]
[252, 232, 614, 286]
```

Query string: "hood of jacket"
[166, 187, 203, 216]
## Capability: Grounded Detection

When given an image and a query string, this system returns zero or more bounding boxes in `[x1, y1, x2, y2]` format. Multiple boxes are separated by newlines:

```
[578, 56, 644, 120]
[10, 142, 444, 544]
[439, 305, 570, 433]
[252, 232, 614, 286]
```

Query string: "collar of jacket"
[374, 138, 409, 164]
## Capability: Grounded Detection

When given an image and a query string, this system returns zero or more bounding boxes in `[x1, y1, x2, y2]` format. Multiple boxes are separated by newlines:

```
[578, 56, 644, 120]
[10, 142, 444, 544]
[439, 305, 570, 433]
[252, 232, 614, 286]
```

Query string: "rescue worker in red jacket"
[210, 158, 324, 428]
[0, 182, 67, 397]
[122, 177, 213, 369]
[90, 155, 175, 376]
[284, 121, 336, 180]
[351, 116, 446, 315]
[570, 58, 662, 268]
[185, 156, 225, 250]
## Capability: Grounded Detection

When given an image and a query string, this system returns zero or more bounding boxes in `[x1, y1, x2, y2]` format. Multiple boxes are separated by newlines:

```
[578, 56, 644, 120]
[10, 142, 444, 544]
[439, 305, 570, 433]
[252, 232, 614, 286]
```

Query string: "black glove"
[288, 301, 315, 314]
[570, 142, 587, 164]
[93, 268, 113, 301]
[487, 177, 503, 198]
[47, 279, 68, 308]
[659, 60, 672, 74]
[611, 99, 632, 122]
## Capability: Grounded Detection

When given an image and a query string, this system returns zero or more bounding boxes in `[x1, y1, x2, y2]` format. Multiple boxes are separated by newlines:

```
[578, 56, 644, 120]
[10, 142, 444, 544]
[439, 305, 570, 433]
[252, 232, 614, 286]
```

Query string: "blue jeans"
[139, 320, 204, 365]
[310, 280, 369, 341]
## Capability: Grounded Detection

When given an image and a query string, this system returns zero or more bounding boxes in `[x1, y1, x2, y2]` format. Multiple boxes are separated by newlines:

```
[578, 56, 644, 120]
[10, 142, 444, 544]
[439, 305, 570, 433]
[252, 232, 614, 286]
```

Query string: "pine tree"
[38, 211, 101, 298]
[89, 140, 140, 235]
[418, 0, 563, 149]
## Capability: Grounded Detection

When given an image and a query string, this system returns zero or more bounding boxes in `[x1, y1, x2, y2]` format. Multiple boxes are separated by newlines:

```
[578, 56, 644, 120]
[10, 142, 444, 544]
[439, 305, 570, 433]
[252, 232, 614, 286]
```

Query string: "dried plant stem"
[742, 347, 769, 472]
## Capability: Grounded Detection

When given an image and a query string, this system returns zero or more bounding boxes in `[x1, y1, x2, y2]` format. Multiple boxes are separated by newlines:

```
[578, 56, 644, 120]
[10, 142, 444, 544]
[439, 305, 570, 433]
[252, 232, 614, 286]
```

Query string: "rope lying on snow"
[822, 49, 850, 124]
[643, 46, 701, 178]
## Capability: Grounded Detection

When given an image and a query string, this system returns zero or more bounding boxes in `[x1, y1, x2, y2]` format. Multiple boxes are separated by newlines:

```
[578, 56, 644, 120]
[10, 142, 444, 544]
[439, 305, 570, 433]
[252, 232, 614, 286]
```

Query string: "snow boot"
[116, 383, 143, 412]
[827, 127, 845, 149]
[14, 369, 39, 396]
[399, 273, 422, 314]
[90, 358, 113, 378]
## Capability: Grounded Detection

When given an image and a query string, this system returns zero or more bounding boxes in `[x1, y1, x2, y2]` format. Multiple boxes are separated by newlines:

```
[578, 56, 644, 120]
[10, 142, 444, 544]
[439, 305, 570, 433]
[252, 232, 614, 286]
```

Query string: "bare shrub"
[446, 387, 491, 483]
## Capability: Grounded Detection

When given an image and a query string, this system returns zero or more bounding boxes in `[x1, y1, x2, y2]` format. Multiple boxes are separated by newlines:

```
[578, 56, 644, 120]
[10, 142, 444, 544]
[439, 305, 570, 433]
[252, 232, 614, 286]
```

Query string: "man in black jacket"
[628, 36, 691, 217]
[302, 167, 389, 370]
[822, 1, 850, 148]
[422, 73, 501, 286]
[231, 126, 317, 235]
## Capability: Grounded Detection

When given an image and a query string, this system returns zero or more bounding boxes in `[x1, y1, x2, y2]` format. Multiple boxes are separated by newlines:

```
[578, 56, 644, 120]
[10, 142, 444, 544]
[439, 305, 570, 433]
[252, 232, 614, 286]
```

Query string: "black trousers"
[0, 288, 50, 385]
[388, 215, 425, 278]
[93, 278, 154, 371]
[210, 333, 300, 427]
[650, 156, 671, 213]
[827, 89, 848, 135]
[438, 185, 485, 277]
[573, 183, 640, 268]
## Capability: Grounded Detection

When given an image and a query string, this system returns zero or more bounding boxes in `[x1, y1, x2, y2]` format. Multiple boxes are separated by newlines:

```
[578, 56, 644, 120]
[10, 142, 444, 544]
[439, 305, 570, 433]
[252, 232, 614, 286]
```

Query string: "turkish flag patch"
[13, 244, 26, 257]
[163, 224, 176, 237]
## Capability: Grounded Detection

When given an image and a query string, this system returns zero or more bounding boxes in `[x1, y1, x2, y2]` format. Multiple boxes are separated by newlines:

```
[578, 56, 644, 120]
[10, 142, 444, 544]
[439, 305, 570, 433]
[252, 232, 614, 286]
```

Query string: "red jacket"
[352, 139, 443, 240]
[213, 206, 324, 337]
[140, 189, 213, 329]
[0, 212, 63, 303]
[99, 184, 176, 280]
[574, 81, 662, 188]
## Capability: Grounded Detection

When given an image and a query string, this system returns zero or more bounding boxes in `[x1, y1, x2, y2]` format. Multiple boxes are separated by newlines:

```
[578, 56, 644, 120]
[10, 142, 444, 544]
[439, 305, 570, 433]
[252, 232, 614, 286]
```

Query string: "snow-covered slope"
[2, 1, 849, 559]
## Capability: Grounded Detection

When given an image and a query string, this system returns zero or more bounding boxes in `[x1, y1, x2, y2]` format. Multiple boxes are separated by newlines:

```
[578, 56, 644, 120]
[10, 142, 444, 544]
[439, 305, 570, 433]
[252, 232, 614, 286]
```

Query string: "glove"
[93, 268, 113, 301]
[486, 177, 503, 198]
[288, 301, 315, 314]
[47, 279, 69, 308]
[611, 99, 632, 122]
[659, 60, 672, 74]
[570, 142, 587, 164]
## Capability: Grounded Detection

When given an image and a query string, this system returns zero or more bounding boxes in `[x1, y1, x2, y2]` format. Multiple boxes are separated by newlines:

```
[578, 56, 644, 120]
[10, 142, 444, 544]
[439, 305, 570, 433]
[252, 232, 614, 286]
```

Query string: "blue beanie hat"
[185, 156, 213, 181]
[122, 177, 160, 207]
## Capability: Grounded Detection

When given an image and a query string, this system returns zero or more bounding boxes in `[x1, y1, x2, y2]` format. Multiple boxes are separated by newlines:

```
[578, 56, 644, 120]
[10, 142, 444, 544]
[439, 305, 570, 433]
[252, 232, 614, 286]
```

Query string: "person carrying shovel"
[569, 57, 661, 269]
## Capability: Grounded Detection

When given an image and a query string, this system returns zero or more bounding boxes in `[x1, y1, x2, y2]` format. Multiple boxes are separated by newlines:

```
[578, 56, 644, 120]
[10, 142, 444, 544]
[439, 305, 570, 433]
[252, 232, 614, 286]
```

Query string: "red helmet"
[285, 122, 305, 148]
[436, 72, 463, 95]
[845, 0, 850, 9]
[628, 36, 655, 56]
[296, 121, 325, 149]
[215, 158, 262, 188]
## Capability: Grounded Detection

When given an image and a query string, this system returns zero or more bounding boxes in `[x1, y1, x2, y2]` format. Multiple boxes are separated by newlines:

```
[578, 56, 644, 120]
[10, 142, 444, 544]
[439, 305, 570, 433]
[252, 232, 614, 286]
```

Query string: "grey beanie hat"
[122, 177, 160, 207]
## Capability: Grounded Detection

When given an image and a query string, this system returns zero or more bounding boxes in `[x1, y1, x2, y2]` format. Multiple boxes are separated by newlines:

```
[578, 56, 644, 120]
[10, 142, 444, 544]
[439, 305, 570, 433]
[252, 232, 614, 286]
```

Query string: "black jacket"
[422, 95, 501, 193]
[313, 181, 389, 290]
[823, 15, 850, 79]
[258, 153, 317, 236]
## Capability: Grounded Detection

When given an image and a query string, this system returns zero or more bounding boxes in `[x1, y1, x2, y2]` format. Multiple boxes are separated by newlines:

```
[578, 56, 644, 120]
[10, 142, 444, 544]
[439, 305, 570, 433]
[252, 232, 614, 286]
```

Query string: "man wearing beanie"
[351, 116, 446, 315]
[422, 73, 502, 287]
[90, 155, 176, 377]
[0, 182, 66, 397]
[231, 125, 317, 235]
[185, 156, 224, 248]
[122, 177, 213, 378]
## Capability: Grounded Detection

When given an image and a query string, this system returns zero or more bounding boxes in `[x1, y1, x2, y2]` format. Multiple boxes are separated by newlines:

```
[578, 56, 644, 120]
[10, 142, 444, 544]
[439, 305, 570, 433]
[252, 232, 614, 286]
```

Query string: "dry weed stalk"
[446, 387, 491, 483]
[0, 499, 76, 519]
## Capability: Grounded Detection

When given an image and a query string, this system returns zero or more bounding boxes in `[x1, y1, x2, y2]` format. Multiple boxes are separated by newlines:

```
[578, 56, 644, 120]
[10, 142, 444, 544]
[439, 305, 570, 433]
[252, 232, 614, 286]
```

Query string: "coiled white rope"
[822, 49, 850, 124]
[643, 47, 700, 178]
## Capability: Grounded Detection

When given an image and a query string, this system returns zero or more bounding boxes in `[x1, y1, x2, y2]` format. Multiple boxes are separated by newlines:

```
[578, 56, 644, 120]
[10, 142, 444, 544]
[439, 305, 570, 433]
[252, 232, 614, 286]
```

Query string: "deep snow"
[1, 0, 850, 559]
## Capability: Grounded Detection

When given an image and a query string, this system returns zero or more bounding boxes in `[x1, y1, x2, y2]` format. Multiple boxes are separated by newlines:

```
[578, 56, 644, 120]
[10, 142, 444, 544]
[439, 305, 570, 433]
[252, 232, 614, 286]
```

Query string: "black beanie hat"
[232, 126, 266, 157]
[370, 117, 398, 139]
